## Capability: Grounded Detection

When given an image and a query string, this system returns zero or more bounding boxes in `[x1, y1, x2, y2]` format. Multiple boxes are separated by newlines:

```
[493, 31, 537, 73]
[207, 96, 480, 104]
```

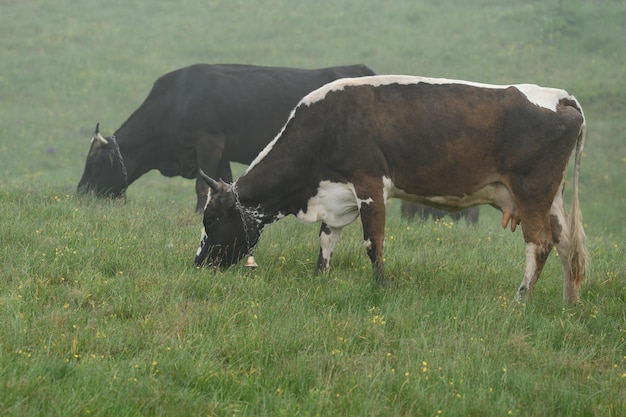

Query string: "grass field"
[1, 0, 625, 415]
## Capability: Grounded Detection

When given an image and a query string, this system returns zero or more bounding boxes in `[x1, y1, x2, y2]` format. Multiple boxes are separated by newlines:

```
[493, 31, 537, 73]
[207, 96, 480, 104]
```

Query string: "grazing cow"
[194, 75, 587, 304]
[401, 201, 479, 223]
[76, 63, 376, 211]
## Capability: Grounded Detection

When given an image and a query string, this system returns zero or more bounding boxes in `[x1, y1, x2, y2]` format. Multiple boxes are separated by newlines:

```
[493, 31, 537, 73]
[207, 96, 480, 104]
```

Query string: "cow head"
[194, 172, 257, 269]
[77, 123, 128, 198]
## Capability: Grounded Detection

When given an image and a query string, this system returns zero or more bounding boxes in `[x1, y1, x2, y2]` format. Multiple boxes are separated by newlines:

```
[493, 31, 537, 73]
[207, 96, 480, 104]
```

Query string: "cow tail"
[568, 116, 587, 289]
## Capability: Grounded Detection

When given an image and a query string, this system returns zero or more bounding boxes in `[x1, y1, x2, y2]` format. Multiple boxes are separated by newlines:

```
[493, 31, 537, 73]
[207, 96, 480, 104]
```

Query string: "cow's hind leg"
[515, 211, 555, 301]
[195, 133, 230, 212]
[550, 184, 583, 304]
[315, 223, 343, 274]
[515, 241, 553, 301]
[358, 192, 387, 286]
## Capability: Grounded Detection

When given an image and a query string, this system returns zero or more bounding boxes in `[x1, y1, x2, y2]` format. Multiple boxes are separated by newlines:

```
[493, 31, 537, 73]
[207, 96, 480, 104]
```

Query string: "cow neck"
[230, 181, 275, 250]
[108, 135, 129, 192]
[113, 121, 162, 184]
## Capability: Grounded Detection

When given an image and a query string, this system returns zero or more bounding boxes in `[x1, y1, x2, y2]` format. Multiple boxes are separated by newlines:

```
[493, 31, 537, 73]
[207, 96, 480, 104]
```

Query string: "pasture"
[1, 0, 625, 415]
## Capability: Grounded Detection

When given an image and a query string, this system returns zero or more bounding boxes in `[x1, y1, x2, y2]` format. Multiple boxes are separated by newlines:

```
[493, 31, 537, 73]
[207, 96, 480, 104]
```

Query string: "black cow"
[400, 202, 479, 223]
[194, 75, 587, 304]
[77, 63, 375, 211]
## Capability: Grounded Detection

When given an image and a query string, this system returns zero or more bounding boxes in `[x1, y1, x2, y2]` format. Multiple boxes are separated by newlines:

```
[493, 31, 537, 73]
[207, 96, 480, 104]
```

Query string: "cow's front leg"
[195, 133, 228, 212]
[195, 176, 210, 212]
[358, 195, 387, 286]
[195, 158, 233, 212]
[216, 157, 233, 183]
[315, 223, 342, 274]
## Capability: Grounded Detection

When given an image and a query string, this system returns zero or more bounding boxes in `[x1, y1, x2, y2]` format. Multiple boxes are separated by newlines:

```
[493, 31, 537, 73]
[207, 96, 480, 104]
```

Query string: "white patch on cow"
[302, 75, 420, 105]
[300, 75, 572, 112]
[513, 84, 571, 112]
[297, 180, 361, 228]
[357, 197, 373, 208]
[382, 176, 395, 203]
[319, 226, 342, 270]
[364, 238, 372, 250]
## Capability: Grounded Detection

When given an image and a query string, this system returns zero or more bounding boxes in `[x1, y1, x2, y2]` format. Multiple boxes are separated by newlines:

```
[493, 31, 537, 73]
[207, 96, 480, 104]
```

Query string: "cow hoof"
[514, 287, 527, 303]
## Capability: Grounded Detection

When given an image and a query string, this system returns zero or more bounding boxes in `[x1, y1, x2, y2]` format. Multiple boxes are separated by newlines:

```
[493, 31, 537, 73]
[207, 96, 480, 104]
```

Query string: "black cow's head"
[77, 123, 128, 198]
[194, 173, 256, 269]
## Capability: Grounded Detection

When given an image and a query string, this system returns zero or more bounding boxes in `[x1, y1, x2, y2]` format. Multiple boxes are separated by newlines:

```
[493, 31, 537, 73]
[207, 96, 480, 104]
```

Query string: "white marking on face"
[203, 188, 213, 211]
[196, 228, 207, 256]
[300, 75, 573, 112]
[297, 180, 361, 228]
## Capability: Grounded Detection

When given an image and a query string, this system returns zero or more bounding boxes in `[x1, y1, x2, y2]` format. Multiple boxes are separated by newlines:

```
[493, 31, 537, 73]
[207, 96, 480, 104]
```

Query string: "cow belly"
[297, 179, 518, 227]
[391, 181, 517, 215]
[297, 181, 364, 228]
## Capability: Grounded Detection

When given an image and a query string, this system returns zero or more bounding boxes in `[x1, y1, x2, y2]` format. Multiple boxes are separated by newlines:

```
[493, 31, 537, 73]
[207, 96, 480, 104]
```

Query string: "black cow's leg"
[216, 158, 233, 183]
[195, 133, 227, 212]
[315, 222, 342, 274]
[400, 201, 416, 220]
[466, 206, 480, 224]
[357, 192, 387, 286]
[196, 159, 232, 212]
[195, 177, 210, 212]
[431, 207, 446, 220]
[415, 204, 427, 220]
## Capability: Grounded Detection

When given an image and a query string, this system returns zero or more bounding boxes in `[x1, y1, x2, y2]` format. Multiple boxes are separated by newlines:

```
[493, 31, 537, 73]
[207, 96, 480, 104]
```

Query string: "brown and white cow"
[195, 75, 587, 303]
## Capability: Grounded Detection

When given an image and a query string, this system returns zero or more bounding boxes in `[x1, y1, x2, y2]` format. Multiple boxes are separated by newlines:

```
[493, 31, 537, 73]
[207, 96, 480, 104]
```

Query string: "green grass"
[1, 0, 625, 415]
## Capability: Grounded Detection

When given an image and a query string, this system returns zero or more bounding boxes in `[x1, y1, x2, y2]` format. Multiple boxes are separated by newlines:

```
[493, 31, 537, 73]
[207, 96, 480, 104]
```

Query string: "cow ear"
[199, 169, 223, 192]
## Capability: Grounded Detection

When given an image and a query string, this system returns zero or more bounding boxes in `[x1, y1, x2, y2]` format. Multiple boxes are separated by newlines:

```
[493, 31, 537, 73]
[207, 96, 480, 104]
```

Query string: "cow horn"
[92, 122, 109, 145]
[199, 169, 222, 192]
[95, 132, 108, 145]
